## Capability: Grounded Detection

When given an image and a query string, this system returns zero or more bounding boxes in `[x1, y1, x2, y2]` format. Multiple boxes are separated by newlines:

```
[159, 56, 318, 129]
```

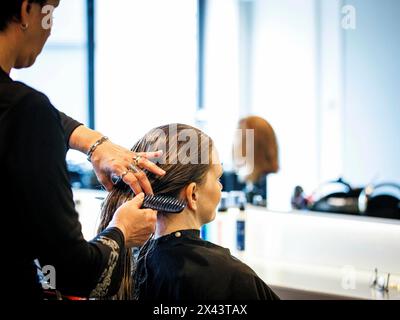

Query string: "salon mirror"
[204, 0, 400, 220]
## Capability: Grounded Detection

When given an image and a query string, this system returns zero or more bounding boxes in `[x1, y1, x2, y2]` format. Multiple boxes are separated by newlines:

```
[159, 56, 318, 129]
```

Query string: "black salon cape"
[135, 229, 279, 301]
[0, 67, 125, 300]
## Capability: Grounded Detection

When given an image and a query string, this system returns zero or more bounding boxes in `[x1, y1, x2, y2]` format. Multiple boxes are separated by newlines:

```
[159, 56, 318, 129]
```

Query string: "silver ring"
[111, 173, 120, 185]
[129, 164, 140, 173]
[120, 170, 129, 179]
[132, 155, 142, 166]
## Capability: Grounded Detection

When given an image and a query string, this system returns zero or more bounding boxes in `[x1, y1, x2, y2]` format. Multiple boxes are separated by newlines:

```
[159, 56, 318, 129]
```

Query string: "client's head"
[233, 116, 279, 183]
[99, 123, 223, 236]
[98, 124, 222, 299]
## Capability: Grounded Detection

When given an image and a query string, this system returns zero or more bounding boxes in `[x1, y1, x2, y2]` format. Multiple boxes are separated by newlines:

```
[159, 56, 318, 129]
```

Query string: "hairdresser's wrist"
[107, 221, 127, 244]
[69, 125, 105, 155]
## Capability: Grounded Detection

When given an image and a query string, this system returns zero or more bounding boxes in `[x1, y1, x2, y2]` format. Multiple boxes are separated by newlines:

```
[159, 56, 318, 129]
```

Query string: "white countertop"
[239, 258, 400, 300]
[207, 205, 400, 300]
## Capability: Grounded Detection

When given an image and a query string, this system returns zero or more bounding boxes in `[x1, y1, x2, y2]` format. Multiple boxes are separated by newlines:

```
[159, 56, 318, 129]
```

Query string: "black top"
[0, 67, 125, 299]
[135, 229, 279, 301]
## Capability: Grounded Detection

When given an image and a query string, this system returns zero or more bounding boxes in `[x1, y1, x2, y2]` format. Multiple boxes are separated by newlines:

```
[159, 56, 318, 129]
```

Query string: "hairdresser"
[0, 0, 165, 299]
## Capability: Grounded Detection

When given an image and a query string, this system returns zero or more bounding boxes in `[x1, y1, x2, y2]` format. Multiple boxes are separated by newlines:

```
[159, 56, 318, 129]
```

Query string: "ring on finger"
[129, 164, 141, 174]
[120, 170, 129, 179]
[132, 155, 142, 166]
[111, 173, 120, 185]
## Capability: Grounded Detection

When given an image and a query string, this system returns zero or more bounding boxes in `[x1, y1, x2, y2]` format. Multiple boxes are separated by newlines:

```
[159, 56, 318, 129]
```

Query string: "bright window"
[95, 0, 198, 148]
[11, 0, 88, 125]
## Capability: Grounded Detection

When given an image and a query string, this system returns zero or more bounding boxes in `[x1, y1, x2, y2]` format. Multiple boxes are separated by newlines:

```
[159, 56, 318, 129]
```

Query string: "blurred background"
[10, 0, 400, 299]
[11, 0, 400, 215]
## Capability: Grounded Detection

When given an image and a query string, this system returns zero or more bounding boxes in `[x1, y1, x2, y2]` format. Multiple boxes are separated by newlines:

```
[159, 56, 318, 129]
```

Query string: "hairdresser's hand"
[108, 193, 157, 248]
[90, 139, 166, 194]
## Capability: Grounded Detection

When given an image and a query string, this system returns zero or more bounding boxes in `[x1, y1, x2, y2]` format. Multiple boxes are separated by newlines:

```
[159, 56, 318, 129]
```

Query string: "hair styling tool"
[142, 194, 186, 213]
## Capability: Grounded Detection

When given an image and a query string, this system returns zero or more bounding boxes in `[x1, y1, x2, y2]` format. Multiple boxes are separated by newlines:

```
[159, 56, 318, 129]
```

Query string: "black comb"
[142, 195, 186, 214]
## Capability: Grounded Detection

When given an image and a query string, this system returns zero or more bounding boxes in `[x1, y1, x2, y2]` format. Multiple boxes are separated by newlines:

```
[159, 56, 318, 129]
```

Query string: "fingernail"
[138, 192, 144, 198]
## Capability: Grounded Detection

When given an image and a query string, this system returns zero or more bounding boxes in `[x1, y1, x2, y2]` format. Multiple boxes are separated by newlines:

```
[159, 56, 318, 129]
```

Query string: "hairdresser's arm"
[15, 95, 129, 297]
[59, 111, 83, 149]
[59, 112, 165, 193]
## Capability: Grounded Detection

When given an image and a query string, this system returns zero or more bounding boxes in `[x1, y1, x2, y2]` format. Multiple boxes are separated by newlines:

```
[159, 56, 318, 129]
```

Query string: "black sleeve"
[13, 92, 124, 298]
[58, 111, 83, 149]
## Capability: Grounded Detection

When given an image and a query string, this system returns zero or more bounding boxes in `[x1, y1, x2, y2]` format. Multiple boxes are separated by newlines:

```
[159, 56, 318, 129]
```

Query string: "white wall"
[342, 0, 400, 186]
[318, 0, 345, 182]
[201, 0, 241, 170]
[251, 0, 318, 210]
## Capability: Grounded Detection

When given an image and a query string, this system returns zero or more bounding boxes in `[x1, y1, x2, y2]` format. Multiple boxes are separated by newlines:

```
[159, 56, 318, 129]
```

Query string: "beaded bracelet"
[87, 136, 109, 162]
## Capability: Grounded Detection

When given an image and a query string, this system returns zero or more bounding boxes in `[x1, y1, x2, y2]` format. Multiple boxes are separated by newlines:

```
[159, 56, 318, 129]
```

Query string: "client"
[98, 124, 279, 300]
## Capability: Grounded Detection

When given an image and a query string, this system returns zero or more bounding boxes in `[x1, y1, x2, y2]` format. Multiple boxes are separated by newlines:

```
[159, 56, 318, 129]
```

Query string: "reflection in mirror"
[202, 0, 399, 219]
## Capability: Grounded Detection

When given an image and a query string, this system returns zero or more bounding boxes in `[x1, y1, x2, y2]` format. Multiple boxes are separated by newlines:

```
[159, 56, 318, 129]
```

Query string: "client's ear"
[20, 0, 32, 27]
[184, 182, 198, 211]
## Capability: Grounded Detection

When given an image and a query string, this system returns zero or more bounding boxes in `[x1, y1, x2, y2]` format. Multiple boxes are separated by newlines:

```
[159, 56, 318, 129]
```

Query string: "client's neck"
[155, 209, 201, 238]
[0, 30, 19, 74]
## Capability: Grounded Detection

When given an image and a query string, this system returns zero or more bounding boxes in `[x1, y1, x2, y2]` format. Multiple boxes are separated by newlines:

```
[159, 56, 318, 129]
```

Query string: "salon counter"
[73, 189, 400, 300]
[207, 206, 400, 300]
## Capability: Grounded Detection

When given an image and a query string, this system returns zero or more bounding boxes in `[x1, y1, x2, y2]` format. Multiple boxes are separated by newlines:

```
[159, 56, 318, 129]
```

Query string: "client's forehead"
[209, 146, 220, 164]
[210, 148, 223, 176]
[214, 163, 224, 175]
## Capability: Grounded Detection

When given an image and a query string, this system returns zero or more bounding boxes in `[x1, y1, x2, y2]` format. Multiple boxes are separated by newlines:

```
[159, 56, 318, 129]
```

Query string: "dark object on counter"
[308, 178, 400, 220]
[308, 178, 362, 215]
[243, 175, 268, 206]
[220, 171, 268, 207]
[217, 194, 228, 212]
[67, 162, 102, 190]
[236, 203, 246, 251]
[358, 183, 400, 220]
[220, 171, 246, 193]
[291, 185, 308, 210]
[370, 268, 390, 292]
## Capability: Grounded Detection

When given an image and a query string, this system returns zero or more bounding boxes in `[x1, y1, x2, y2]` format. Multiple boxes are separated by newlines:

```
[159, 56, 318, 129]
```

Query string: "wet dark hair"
[0, 0, 48, 32]
[98, 124, 215, 299]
